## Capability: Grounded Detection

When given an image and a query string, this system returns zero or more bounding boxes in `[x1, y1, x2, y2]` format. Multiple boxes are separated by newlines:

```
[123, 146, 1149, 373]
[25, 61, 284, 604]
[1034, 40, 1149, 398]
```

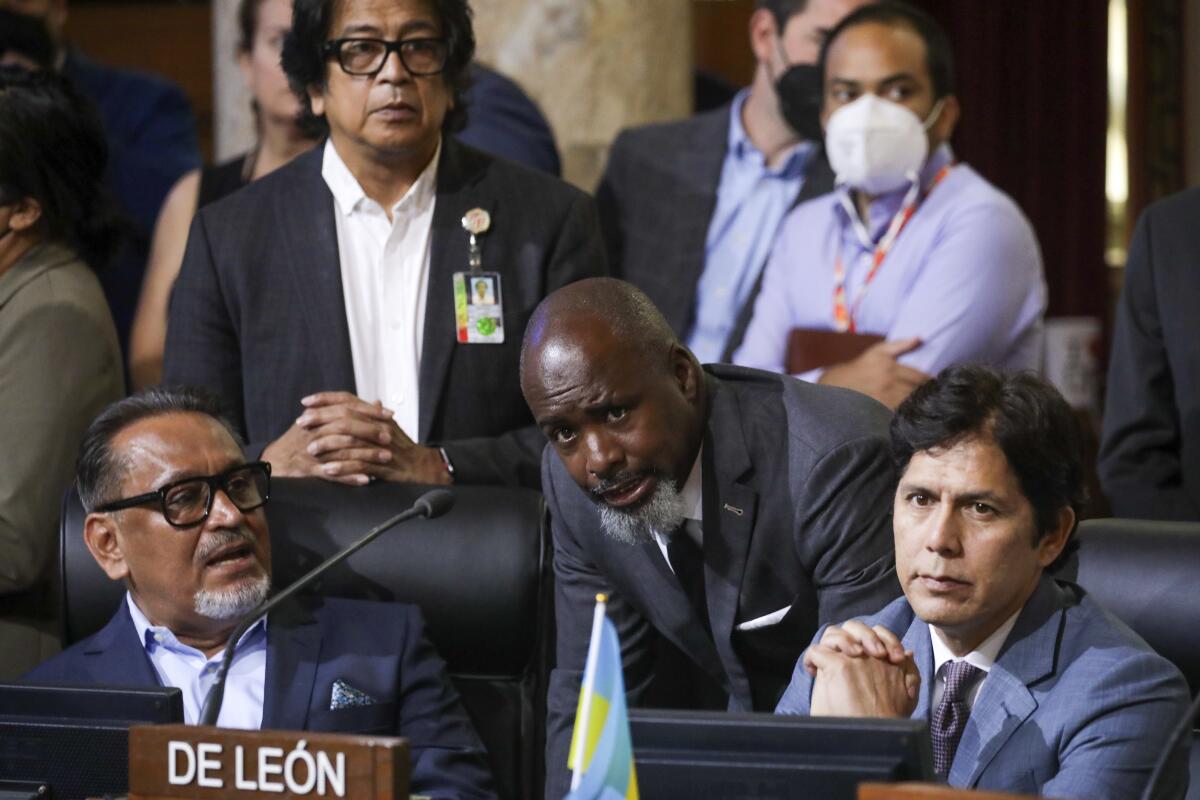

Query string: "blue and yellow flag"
[564, 595, 639, 800]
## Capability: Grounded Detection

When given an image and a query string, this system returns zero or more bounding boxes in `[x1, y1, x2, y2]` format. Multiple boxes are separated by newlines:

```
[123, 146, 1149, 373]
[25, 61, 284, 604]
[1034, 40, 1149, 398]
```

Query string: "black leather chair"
[1064, 518, 1200, 800]
[58, 479, 552, 800]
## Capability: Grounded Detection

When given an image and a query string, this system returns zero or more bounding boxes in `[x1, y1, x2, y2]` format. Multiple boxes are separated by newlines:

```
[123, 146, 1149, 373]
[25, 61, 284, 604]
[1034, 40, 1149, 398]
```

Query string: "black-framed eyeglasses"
[95, 462, 271, 529]
[322, 37, 449, 77]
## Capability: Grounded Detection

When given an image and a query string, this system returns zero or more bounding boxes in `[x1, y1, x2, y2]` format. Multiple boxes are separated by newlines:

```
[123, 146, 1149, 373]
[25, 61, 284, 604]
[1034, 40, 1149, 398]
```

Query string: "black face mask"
[775, 63, 824, 142]
[0, 8, 56, 70]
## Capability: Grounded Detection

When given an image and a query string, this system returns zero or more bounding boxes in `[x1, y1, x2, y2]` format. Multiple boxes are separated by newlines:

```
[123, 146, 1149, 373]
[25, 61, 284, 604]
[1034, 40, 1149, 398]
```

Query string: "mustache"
[590, 470, 653, 497]
[194, 528, 259, 563]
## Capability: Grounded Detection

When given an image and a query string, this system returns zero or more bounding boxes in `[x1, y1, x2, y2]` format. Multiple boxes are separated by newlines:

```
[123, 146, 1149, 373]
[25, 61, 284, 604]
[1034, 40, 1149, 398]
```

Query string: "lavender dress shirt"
[733, 145, 1045, 378]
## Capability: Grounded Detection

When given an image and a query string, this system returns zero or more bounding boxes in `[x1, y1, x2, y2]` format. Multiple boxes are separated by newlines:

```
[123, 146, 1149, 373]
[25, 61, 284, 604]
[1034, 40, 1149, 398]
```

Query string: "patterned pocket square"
[330, 679, 378, 710]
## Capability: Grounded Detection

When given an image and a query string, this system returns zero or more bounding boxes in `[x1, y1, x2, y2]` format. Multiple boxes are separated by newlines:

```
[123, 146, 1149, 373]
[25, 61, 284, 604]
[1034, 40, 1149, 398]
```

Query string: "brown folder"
[786, 328, 885, 374]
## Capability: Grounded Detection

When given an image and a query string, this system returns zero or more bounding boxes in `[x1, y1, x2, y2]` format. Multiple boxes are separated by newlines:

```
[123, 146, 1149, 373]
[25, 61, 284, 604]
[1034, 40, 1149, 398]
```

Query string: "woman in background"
[0, 66, 124, 678]
[129, 0, 317, 389]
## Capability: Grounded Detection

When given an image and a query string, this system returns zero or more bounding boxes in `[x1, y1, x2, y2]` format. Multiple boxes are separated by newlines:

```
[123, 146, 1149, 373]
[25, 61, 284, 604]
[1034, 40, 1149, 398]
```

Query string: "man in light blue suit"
[777, 365, 1190, 799]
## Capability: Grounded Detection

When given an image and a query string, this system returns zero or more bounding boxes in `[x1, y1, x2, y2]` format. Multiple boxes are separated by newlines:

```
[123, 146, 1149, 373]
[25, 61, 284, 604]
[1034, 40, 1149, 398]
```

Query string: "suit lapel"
[664, 109, 728, 336]
[901, 614, 934, 722]
[84, 603, 161, 687]
[953, 577, 1065, 787]
[418, 138, 488, 441]
[275, 146, 356, 392]
[700, 375, 758, 708]
[635, 535, 728, 690]
[260, 600, 323, 731]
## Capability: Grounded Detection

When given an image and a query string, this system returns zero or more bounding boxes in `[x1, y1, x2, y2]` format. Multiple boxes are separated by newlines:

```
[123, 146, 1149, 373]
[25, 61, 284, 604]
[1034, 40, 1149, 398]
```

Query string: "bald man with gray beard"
[519, 277, 902, 799]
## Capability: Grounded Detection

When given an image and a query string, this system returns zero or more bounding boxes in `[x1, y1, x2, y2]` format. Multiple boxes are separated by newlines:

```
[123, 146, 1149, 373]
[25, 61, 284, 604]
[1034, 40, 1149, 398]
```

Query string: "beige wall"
[213, 0, 693, 190]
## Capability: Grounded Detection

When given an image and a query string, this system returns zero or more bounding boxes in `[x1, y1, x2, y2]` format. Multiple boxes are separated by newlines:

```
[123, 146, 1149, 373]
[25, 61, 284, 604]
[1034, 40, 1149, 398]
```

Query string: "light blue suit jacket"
[776, 576, 1190, 799]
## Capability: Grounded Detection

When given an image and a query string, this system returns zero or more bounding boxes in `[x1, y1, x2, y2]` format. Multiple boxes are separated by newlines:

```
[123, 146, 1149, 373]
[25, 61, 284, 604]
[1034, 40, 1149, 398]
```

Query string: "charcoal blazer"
[596, 104, 834, 355]
[163, 138, 605, 488]
[542, 364, 900, 799]
[24, 596, 496, 800]
[1100, 188, 1200, 519]
[777, 576, 1191, 799]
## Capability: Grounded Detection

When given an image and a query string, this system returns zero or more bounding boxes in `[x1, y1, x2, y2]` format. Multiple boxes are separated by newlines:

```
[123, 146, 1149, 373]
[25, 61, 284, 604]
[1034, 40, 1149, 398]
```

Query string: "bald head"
[520, 278, 678, 379]
[520, 279, 707, 522]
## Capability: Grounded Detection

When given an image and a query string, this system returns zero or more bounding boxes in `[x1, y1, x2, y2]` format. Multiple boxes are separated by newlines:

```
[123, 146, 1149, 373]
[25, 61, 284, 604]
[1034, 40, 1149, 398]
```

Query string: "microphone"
[197, 488, 455, 727]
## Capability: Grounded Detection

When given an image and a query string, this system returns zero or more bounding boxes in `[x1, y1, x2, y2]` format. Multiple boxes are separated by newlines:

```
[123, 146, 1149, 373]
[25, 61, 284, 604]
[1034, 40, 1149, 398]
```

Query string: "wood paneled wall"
[64, 3, 213, 161]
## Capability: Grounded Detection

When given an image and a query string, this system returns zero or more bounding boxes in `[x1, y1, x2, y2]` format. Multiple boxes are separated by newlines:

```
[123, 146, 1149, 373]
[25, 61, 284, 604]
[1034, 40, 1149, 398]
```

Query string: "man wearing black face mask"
[595, 0, 872, 365]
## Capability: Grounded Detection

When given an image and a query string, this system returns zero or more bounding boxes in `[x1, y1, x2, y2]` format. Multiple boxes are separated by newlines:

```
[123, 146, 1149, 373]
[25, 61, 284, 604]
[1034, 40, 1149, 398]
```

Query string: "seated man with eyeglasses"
[23, 387, 497, 800]
[162, 0, 605, 493]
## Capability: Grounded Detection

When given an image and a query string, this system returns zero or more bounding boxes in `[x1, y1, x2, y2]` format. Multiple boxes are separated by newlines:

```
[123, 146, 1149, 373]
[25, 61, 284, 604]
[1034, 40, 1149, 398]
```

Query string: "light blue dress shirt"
[734, 145, 1046, 377]
[126, 592, 267, 728]
[686, 90, 812, 364]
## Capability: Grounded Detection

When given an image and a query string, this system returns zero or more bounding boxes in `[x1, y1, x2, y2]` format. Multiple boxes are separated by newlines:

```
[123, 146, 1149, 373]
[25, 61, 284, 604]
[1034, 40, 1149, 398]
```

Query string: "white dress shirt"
[322, 138, 440, 441]
[930, 608, 1021, 710]
[126, 593, 267, 728]
[651, 448, 705, 568]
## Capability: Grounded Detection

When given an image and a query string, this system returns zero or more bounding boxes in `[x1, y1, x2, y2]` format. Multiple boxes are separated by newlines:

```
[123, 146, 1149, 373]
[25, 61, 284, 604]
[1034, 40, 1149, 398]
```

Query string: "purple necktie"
[931, 660, 983, 778]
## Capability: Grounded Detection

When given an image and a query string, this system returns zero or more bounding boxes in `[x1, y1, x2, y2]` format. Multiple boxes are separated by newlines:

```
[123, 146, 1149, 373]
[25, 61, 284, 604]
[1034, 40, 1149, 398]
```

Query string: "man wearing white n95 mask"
[735, 1, 1045, 410]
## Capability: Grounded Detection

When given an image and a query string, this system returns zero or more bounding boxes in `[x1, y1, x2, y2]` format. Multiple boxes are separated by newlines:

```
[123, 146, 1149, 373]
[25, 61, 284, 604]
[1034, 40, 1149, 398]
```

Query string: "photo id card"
[453, 271, 504, 344]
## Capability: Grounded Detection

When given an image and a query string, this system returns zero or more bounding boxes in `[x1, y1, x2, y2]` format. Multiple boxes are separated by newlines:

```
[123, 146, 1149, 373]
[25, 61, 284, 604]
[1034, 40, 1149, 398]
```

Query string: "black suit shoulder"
[704, 364, 893, 457]
[608, 105, 730, 163]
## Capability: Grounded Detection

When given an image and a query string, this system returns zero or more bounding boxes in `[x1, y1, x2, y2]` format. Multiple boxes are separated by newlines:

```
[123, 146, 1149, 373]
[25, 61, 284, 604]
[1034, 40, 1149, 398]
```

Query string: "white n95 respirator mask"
[824, 94, 943, 195]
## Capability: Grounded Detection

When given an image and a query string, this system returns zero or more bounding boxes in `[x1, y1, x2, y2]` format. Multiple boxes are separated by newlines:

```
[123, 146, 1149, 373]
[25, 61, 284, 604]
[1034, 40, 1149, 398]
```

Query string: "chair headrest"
[60, 479, 547, 677]
[1068, 518, 1200, 691]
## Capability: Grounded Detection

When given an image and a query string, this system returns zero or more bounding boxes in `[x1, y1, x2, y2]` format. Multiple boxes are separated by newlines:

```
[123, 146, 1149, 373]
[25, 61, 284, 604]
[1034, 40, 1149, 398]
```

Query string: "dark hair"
[76, 387, 243, 513]
[238, 0, 269, 53]
[0, 67, 124, 270]
[891, 365, 1087, 570]
[0, 8, 55, 68]
[755, 0, 810, 28]
[280, 0, 475, 138]
[819, 0, 956, 99]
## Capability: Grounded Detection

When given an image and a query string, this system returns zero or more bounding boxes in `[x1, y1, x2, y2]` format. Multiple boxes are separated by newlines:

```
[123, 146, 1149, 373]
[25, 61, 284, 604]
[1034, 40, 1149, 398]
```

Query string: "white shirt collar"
[125, 591, 266, 655]
[930, 606, 1021, 677]
[680, 445, 704, 523]
[321, 137, 441, 219]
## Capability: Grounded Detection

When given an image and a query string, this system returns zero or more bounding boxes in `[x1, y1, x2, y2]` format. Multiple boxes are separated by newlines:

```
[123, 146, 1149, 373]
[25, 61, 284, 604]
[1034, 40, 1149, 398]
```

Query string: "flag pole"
[570, 593, 608, 792]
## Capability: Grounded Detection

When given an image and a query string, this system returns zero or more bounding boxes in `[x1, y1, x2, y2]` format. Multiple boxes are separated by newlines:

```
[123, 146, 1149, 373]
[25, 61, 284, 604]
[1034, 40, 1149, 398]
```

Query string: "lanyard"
[832, 164, 953, 333]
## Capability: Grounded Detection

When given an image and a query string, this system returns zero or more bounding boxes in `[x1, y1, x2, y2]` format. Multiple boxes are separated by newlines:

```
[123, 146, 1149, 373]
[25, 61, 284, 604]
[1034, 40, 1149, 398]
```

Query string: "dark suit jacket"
[1100, 188, 1200, 520]
[777, 577, 1191, 799]
[458, 64, 561, 177]
[24, 596, 496, 800]
[64, 49, 201, 353]
[542, 364, 900, 798]
[595, 103, 835, 357]
[163, 137, 605, 488]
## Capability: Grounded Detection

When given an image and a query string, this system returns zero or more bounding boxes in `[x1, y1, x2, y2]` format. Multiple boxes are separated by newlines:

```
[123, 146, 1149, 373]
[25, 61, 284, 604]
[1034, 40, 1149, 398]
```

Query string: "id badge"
[453, 271, 504, 344]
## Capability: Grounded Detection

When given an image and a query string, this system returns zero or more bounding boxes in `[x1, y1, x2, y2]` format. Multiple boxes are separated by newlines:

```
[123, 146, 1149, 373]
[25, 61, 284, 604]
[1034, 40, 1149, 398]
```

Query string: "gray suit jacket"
[595, 104, 835, 356]
[0, 242, 123, 678]
[542, 364, 900, 798]
[1100, 188, 1200, 520]
[164, 138, 605, 488]
[777, 576, 1191, 799]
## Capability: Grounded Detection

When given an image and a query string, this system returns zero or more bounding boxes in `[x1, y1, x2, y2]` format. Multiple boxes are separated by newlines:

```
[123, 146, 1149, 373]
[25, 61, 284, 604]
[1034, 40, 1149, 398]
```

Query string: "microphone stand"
[197, 489, 453, 727]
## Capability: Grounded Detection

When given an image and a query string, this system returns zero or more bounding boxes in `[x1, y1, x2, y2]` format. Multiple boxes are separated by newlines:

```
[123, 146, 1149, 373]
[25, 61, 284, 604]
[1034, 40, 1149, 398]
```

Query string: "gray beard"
[194, 573, 271, 621]
[597, 478, 686, 545]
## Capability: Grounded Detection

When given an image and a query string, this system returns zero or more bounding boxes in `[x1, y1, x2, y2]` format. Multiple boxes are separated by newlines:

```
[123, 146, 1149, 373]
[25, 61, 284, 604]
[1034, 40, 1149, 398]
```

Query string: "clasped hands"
[806, 619, 920, 718]
[261, 392, 450, 486]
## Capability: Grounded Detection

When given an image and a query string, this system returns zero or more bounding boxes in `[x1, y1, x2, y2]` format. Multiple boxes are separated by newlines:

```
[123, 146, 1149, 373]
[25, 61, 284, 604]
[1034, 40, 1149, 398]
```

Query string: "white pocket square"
[735, 605, 791, 631]
[330, 679, 378, 710]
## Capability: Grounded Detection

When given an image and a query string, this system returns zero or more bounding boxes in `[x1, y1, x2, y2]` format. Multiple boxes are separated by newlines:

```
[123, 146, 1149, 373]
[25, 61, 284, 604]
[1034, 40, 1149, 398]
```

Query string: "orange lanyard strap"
[832, 164, 953, 333]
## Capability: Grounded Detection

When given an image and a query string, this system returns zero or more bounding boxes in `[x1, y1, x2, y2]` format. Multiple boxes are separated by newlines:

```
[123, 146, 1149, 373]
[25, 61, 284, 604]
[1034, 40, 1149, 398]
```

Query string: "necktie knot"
[931, 660, 984, 779]
[942, 660, 983, 702]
